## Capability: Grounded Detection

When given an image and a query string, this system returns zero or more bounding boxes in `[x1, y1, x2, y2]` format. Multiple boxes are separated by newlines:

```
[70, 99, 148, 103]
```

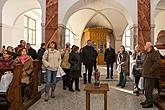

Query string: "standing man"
[82, 40, 96, 84]
[141, 42, 160, 108]
[37, 43, 46, 85]
[26, 43, 37, 60]
[104, 42, 116, 79]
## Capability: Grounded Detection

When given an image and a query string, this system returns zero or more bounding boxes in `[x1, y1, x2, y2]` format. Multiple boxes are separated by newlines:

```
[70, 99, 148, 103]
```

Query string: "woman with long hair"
[116, 45, 129, 88]
[42, 41, 61, 101]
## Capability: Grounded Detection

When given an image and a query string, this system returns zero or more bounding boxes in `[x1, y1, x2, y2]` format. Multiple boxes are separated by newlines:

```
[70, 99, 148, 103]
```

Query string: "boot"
[51, 85, 56, 98]
[83, 73, 87, 84]
[45, 87, 50, 101]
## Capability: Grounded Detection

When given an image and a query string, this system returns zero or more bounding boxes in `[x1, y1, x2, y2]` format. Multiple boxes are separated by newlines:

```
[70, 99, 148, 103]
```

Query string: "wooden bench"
[157, 59, 165, 96]
[0, 60, 41, 110]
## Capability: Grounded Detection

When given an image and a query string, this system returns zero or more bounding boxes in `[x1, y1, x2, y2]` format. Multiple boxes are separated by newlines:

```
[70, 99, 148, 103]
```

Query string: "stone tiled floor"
[29, 66, 158, 110]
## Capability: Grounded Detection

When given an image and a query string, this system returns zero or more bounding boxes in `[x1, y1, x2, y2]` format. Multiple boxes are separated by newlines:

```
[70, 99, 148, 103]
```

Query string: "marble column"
[115, 36, 122, 52]
[138, 0, 151, 50]
[41, 23, 45, 42]
[151, 24, 155, 44]
[58, 25, 65, 49]
[0, 23, 2, 49]
[45, 0, 58, 45]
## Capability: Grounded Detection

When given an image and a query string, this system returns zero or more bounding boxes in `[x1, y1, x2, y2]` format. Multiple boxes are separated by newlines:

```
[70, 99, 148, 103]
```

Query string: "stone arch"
[2, 0, 42, 26]
[62, 0, 133, 26]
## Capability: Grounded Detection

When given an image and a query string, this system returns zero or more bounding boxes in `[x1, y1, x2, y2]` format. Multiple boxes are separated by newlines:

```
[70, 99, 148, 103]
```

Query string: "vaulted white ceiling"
[67, 8, 128, 40]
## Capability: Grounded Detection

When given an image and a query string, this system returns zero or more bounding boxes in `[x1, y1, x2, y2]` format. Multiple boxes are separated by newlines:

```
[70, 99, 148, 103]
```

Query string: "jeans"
[119, 71, 126, 87]
[45, 69, 57, 91]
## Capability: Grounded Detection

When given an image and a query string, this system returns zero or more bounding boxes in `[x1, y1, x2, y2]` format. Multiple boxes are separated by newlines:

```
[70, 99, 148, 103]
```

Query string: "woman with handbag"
[69, 45, 81, 92]
[132, 45, 145, 95]
[42, 41, 61, 101]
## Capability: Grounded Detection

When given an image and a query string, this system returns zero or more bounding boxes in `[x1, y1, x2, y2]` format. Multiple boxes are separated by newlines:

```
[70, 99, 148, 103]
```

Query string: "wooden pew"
[0, 64, 23, 110]
[157, 59, 165, 96]
[19, 60, 41, 110]
[0, 60, 41, 110]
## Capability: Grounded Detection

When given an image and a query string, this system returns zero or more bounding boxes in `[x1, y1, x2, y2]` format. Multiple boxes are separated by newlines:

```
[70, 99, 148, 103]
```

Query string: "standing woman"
[61, 43, 71, 90]
[132, 45, 145, 95]
[69, 45, 81, 92]
[116, 45, 129, 88]
[42, 41, 61, 101]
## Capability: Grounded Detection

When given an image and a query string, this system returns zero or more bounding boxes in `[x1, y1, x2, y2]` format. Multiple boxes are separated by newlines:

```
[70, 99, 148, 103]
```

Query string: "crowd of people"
[0, 40, 163, 108]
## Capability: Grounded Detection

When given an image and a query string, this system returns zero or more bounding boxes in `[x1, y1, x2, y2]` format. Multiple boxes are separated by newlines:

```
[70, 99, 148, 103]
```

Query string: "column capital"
[41, 23, 45, 27]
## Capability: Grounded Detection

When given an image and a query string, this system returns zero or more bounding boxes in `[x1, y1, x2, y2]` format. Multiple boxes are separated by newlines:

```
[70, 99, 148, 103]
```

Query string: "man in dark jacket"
[37, 43, 46, 84]
[141, 42, 160, 108]
[82, 40, 96, 84]
[26, 43, 37, 60]
[104, 42, 116, 79]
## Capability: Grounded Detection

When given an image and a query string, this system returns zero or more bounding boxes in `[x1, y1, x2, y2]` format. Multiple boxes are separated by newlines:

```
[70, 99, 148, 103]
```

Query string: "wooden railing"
[157, 59, 165, 96]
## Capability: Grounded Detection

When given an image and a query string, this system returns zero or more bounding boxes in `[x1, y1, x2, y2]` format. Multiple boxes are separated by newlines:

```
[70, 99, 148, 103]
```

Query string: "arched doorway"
[61, 0, 133, 65]
[154, 0, 165, 55]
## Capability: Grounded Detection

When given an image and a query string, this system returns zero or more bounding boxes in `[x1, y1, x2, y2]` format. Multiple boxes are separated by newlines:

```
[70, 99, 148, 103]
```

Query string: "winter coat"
[81, 45, 96, 65]
[15, 56, 33, 84]
[117, 51, 129, 74]
[69, 51, 81, 78]
[104, 47, 116, 63]
[28, 47, 37, 60]
[37, 48, 46, 61]
[0, 56, 14, 69]
[42, 48, 61, 71]
[61, 49, 70, 69]
[142, 49, 160, 78]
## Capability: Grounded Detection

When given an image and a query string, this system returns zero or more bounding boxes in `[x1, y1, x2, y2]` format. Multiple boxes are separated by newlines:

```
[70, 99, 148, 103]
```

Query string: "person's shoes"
[138, 88, 141, 91]
[69, 89, 74, 92]
[76, 89, 80, 91]
[140, 101, 147, 105]
[116, 84, 121, 86]
[106, 77, 109, 79]
[142, 103, 153, 108]
[63, 87, 66, 90]
[84, 81, 87, 84]
[111, 76, 113, 79]
[88, 81, 92, 83]
[45, 93, 49, 101]
[121, 86, 125, 88]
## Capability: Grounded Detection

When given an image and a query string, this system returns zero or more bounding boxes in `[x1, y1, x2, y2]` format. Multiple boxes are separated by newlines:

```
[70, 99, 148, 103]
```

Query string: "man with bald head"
[141, 42, 160, 108]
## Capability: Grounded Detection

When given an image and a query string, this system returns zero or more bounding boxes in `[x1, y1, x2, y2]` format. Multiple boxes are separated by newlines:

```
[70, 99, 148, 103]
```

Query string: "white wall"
[2, 24, 13, 46]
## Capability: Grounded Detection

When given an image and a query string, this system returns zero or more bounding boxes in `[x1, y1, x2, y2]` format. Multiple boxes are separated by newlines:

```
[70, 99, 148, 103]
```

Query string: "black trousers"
[84, 64, 93, 83]
[94, 60, 97, 70]
[135, 76, 140, 88]
[62, 68, 70, 88]
[69, 77, 79, 90]
[106, 62, 114, 77]
[144, 77, 156, 104]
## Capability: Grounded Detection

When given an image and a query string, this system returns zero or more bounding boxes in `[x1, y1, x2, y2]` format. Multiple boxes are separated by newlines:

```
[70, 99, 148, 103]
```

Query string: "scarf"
[19, 55, 27, 64]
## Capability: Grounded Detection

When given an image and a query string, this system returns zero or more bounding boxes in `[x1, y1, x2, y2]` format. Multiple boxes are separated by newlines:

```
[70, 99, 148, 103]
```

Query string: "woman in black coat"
[69, 45, 81, 92]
